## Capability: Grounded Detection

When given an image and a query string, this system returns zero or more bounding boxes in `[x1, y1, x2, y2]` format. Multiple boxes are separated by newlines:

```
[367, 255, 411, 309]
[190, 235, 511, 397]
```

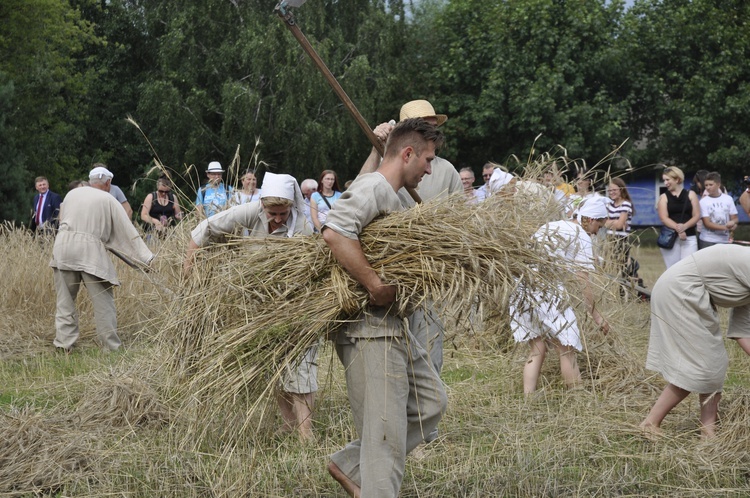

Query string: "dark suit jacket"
[30, 191, 63, 230]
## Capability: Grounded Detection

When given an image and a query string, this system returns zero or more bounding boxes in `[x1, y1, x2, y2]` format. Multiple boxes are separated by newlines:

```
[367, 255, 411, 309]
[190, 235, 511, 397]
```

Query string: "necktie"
[35, 194, 44, 225]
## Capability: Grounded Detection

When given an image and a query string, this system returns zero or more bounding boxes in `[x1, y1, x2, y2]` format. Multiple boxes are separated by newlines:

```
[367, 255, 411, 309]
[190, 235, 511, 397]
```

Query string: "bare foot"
[327, 461, 360, 498]
[700, 425, 717, 440]
[638, 421, 663, 441]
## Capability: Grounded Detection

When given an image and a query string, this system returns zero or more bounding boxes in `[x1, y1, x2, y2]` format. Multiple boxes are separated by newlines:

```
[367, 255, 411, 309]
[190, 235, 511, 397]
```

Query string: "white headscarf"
[260, 173, 306, 238]
[489, 168, 514, 193]
[576, 196, 608, 221]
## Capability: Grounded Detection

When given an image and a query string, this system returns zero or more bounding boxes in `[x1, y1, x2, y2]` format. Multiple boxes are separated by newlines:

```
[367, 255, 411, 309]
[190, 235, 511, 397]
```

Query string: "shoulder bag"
[657, 192, 690, 249]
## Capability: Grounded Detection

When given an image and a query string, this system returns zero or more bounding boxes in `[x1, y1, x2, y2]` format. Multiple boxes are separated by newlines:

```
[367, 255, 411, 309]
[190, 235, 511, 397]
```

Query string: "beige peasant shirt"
[50, 186, 153, 285]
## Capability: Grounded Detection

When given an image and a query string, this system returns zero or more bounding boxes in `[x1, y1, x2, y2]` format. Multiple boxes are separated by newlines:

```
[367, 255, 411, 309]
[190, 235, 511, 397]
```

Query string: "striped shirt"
[606, 199, 632, 237]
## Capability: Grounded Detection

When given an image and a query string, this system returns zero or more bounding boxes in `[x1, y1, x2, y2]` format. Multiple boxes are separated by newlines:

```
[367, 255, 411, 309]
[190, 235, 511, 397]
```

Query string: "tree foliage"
[421, 0, 631, 170]
[621, 0, 750, 183]
[2, 0, 750, 223]
[0, 0, 100, 222]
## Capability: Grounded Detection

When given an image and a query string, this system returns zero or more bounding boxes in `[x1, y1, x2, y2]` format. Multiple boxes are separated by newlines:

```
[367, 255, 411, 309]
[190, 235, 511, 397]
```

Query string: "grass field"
[1, 225, 749, 497]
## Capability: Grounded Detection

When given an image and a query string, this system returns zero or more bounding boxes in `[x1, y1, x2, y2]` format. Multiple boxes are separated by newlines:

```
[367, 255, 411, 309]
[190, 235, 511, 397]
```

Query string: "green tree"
[73, 0, 157, 194]
[421, 0, 631, 171]
[0, 0, 100, 223]
[620, 0, 750, 182]
[0, 75, 29, 223]
[132, 0, 416, 199]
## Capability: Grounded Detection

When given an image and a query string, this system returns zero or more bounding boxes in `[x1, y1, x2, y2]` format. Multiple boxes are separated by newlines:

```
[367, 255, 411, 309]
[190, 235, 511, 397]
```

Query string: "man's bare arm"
[357, 122, 393, 176]
[322, 228, 396, 306]
[358, 147, 382, 176]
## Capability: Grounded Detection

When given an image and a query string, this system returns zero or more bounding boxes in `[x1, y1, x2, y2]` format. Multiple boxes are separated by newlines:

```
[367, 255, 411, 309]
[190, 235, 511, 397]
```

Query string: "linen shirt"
[324, 172, 411, 338]
[191, 200, 312, 247]
[534, 220, 595, 271]
[50, 187, 153, 285]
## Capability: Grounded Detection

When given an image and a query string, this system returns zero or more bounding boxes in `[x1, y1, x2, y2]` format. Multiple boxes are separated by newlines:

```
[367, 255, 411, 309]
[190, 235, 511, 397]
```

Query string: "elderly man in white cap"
[196, 161, 233, 218]
[184, 173, 318, 440]
[50, 166, 154, 353]
[510, 196, 610, 394]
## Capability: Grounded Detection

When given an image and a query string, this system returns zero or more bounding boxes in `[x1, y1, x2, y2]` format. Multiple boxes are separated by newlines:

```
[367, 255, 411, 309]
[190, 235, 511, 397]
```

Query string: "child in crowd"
[698, 171, 738, 249]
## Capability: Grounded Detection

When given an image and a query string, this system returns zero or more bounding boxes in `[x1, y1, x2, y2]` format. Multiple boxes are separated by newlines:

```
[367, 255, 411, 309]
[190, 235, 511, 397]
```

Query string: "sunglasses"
[158, 189, 171, 193]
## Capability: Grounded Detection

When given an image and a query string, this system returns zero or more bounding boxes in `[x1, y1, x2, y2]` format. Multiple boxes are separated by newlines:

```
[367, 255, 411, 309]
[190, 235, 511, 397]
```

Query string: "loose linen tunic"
[50, 187, 153, 284]
[647, 244, 750, 393]
[324, 171, 446, 498]
[324, 172, 411, 339]
[190, 200, 311, 247]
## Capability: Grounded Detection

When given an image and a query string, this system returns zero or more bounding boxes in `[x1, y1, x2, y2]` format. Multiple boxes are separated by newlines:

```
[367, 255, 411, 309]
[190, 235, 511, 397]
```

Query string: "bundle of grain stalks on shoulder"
[159, 157, 611, 443]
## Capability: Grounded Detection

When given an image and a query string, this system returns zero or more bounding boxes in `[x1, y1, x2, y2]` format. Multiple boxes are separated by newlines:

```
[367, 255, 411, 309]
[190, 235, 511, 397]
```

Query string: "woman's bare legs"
[698, 392, 721, 439]
[640, 383, 690, 436]
[523, 338, 547, 394]
[554, 342, 581, 389]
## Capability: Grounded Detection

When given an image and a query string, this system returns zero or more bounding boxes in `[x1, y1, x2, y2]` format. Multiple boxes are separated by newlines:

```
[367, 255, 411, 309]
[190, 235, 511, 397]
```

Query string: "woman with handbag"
[656, 166, 701, 269]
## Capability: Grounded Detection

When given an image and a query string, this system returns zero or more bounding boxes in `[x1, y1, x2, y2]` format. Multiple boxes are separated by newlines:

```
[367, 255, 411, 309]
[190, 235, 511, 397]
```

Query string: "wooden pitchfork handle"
[275, 3, 422, 204]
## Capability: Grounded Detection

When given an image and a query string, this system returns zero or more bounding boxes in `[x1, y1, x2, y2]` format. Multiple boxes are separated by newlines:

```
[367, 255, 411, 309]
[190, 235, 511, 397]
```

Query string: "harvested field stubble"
[1, 154, 750, 495]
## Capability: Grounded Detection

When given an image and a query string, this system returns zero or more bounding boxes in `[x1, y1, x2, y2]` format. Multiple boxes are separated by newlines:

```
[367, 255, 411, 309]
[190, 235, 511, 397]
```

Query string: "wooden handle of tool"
[276, 9, 421, 204]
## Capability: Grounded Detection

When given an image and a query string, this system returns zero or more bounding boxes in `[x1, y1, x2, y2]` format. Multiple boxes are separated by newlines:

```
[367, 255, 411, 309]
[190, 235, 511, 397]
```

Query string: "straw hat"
[399, 100, 448, 126]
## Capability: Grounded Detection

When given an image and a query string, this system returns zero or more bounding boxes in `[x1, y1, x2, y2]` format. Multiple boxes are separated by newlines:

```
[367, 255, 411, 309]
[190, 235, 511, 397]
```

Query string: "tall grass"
[1, 218, 749, 496]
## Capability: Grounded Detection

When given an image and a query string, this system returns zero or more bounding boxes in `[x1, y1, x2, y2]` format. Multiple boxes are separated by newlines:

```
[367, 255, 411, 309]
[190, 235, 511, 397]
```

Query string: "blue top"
[196, 183, 233, 218]
[311, 190, 343, 224]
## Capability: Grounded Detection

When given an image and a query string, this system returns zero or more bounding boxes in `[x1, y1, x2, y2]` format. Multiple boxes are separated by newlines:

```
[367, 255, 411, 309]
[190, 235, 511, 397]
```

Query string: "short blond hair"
[261, 197, 293, 208]
[662, 165, 684, 183]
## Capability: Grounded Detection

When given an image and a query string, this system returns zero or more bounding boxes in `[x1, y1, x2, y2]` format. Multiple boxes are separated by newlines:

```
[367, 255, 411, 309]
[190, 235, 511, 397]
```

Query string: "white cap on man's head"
[206, 161, 224, 173]
[89, 166, 114, 180]
[399, 100, 448, 126]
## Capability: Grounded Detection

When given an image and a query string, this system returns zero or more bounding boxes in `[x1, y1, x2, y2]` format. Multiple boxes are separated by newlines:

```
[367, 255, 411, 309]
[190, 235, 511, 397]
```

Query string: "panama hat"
[399, 100, 448, 126]
[206, 161, 224, 173]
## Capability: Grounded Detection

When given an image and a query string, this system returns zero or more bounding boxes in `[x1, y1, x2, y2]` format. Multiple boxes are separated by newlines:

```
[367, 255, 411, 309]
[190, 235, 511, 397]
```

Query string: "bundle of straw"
[0, 406, 94, 494]
[162, 177, 591, 441]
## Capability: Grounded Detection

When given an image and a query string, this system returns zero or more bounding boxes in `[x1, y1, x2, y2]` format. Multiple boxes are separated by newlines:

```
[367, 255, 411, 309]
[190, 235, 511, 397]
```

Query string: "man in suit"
[30, 176, 63, 234]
